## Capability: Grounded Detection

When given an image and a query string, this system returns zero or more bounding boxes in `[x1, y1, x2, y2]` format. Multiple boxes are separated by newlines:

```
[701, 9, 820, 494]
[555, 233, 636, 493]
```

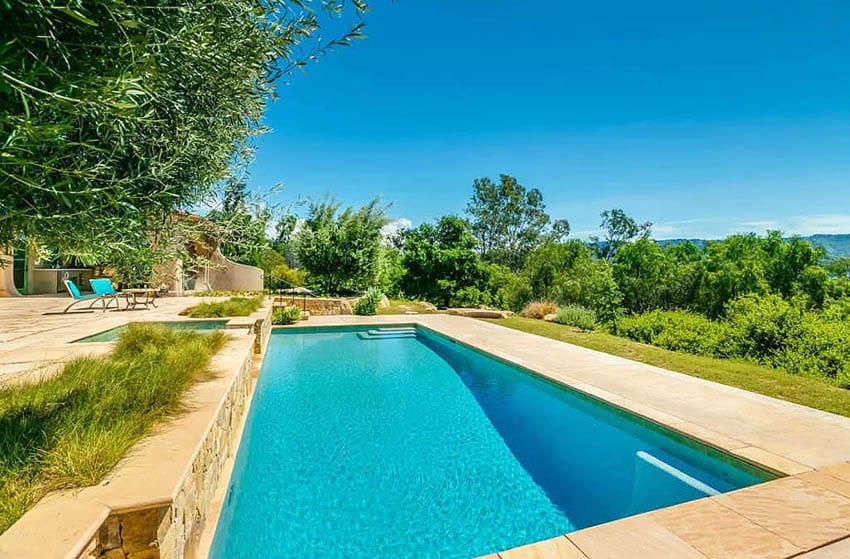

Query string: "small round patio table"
[123, 288, 158, 310]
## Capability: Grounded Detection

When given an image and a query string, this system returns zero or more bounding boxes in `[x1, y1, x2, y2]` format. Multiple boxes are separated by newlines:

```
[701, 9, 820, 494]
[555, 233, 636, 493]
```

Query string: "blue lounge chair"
[62, 279, 118, 313]
[89, 278, 122, 309]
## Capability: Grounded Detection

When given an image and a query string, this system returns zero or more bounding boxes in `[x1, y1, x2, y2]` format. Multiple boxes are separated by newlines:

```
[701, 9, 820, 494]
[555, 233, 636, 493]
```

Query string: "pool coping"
[267, 315, 850, 559]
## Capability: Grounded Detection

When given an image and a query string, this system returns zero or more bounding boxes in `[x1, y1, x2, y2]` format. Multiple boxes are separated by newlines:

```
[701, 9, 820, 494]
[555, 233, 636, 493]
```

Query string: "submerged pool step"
[357, 332, 416, 340]
[357, 330, 418, 341]
[360, 328, 417, 337]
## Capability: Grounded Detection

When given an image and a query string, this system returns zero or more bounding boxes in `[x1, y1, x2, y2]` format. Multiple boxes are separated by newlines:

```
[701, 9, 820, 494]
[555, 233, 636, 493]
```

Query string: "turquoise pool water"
[210, 326, 772, 559]
[73, 320, 229, 342]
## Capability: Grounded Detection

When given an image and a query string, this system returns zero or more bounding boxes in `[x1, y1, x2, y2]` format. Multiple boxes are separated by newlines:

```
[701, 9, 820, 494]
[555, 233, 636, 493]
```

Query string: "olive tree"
[0, 0, 366, 260]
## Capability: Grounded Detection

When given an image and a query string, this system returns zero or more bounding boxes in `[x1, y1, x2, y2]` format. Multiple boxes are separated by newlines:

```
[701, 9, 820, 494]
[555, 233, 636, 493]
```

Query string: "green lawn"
[0, 324, 225, 532]
[378, 299, 439, 315]
[483, 316, 850, 418]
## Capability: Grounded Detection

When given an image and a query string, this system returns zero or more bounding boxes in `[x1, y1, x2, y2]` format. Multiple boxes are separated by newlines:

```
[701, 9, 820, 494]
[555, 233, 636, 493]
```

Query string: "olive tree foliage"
[205, 178, 274, 266]
[466, 174, 569, 271]
[0, 0, 367, 260]
[294, 198, 388, 295]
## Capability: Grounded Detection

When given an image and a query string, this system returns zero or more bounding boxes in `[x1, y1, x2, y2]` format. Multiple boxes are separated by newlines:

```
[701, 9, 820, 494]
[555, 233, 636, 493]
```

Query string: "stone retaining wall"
[275, 297, 352, 316]
[79, 337, 257, 559]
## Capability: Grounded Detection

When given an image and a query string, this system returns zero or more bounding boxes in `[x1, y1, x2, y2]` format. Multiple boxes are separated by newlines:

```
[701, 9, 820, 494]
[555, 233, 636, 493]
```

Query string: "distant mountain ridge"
[657, 234, 850, 259]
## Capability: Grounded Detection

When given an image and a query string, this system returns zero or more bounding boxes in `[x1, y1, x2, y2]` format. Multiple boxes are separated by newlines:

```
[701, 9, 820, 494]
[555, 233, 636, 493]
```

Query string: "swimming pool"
[72, 320, 229, 342]
[210, 326, 773, 558]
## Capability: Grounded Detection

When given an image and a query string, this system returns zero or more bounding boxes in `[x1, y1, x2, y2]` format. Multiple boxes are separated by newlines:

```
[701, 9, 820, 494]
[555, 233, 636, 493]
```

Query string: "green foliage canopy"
[206, 179, 272, 266]
[593, 208, 652, 261]
[294, 198, 387, 295]
[0, 0, 366, 259]
[399, 216, 490, 307]
[467, 174, 569, 270]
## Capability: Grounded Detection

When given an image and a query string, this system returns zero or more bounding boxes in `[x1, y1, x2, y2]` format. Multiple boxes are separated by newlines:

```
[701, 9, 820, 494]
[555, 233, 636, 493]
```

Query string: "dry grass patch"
[519, 300, 557, 319]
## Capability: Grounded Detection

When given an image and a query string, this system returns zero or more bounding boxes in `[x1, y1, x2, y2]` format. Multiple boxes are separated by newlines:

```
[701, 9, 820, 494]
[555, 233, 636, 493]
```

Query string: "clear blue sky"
[246, 0, 850, 239]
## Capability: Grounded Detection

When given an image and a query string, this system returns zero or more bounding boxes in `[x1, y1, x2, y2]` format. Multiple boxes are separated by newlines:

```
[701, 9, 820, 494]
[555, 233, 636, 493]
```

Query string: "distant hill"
[805, 234, 850, 259]
[658, 234, 850, 259]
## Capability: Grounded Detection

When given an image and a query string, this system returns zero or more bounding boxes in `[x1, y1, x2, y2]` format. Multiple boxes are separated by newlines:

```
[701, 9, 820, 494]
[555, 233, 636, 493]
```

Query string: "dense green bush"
[724, 294, 802, 359]
[353, 287, 383, 316]
[554, 305, 598, 331]
[272, 306, 302, 325]
[618, 310, 733, 357]
[617, 295, 850, 387]
[449, 286, 491, 308]
[775, 313, 850, 387]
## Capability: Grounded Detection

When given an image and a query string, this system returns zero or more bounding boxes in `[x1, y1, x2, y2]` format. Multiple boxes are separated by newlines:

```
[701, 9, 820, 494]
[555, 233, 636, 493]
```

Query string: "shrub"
[519, 300, 557, 319]
[353, 287, 383, 316]
[554, 305, 598, 331]
[618, 310, 733, 357]
[778, 313, 850, 387]
[724, 294, 802, 359]
[269, 264, 307, 288]
[181, 296, 263, 318]
[193, 290, 261, 297]
[449, 286, 490, 308]
[272, 306, 302, 325]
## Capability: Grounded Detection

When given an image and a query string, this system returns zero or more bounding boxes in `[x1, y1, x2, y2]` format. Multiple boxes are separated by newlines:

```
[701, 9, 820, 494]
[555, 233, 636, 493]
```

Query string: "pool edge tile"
[497, 536, 587, 558]
[566, 514, 707, 558]
[651, 497, 803, 559]
[732, 446, 814, 476]
[711, 476, 850, 551]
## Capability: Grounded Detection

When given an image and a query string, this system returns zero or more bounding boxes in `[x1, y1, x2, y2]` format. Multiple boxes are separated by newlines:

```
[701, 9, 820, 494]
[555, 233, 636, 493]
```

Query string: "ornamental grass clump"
[353, 287, 383, 316]
[0, 324, 225, 533]
[519, 300, 557, 319]
[181, 295, 263, 318]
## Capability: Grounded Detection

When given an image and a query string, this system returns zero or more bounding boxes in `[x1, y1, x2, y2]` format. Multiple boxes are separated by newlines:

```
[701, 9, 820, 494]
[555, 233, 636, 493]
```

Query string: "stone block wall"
[79, 325, 266, 559]
[275, 297, 352, 316]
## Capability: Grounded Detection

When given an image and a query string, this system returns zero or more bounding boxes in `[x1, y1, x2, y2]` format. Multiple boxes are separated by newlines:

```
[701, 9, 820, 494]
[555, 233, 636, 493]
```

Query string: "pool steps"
[357, 327, 418, 340]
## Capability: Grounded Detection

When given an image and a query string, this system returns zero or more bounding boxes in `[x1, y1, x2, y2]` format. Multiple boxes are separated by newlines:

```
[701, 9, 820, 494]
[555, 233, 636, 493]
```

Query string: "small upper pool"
[211, 326, 773, 559]
[72, 320, 229, 343]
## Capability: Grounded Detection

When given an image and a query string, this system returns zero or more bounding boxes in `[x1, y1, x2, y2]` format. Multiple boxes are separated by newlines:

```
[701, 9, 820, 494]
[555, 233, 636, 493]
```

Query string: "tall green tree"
[506, 239, 623, 322]
[0, 0, 366, 259]
[294, 198, 387, 294]
[613, 238, 673, 313]
[399, 216, 489, 307]
[466, 174, 569, 270]
[593, 209, 652, 261]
